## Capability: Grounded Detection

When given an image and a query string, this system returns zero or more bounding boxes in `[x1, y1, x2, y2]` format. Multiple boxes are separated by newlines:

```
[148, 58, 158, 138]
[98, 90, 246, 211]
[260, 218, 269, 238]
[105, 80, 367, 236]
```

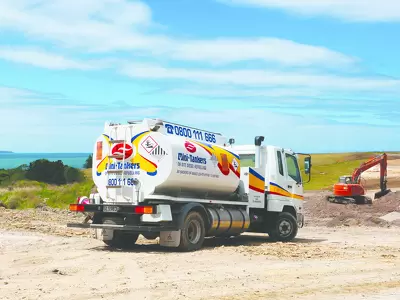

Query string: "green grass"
[0, 169, 93, 209]
[300, 152, 399, 191]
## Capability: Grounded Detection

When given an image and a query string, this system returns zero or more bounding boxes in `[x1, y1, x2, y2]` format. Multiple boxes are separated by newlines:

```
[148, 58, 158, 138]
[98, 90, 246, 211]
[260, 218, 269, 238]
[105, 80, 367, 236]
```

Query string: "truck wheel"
[102, 218, 139, 249]
[178, 211, 205, 252]
[268, 212, 298, 242]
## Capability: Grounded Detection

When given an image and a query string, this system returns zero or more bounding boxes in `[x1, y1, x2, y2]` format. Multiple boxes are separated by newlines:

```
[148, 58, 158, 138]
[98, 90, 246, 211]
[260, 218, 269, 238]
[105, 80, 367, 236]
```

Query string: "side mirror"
[304, 157, 311, 174]
[303, 155, 312, 183]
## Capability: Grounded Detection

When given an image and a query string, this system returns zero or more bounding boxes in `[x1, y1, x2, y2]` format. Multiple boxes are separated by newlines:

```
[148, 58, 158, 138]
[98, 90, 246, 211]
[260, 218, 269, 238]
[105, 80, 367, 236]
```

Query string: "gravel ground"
[303, 190, 400, 227]
[0, 190, 400, 300]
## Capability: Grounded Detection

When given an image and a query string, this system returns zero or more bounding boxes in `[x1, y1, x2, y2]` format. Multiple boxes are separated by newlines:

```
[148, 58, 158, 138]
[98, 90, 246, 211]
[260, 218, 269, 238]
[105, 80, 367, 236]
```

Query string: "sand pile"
[304, 191, 400, 227]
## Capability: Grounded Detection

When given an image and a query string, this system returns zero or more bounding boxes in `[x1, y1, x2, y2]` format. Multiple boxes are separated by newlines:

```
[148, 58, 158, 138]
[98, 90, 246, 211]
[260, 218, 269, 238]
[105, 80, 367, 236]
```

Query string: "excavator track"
[326, 195, 372, 205]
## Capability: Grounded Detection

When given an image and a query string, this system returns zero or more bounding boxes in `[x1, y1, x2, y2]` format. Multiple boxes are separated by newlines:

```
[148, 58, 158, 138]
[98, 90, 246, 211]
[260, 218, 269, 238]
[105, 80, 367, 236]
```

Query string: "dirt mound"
[304, 191, 400, 227]
[0, 206, 92, 237]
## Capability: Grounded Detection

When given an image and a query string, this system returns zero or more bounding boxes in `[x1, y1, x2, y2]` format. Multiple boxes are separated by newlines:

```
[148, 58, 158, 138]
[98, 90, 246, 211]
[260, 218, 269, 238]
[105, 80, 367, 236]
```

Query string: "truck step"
[109, 140, 125, 144]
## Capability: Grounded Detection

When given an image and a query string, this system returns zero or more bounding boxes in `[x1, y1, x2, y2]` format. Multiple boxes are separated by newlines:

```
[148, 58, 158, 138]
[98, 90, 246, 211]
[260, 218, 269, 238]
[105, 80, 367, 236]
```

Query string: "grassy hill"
[300, 151, 400, 191]
[0, 169, 93, 209]
[0, 151, 398, 209]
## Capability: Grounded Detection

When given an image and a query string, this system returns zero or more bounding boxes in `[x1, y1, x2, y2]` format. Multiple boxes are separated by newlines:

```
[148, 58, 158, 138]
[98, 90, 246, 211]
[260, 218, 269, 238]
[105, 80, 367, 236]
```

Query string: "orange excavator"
[326, 153, 391, 204]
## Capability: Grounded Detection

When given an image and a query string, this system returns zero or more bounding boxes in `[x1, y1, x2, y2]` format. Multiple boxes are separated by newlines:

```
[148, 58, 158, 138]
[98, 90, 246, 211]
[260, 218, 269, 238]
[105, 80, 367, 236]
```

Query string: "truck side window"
[285, 154, 301, 183]
[277, 151, 284, 176]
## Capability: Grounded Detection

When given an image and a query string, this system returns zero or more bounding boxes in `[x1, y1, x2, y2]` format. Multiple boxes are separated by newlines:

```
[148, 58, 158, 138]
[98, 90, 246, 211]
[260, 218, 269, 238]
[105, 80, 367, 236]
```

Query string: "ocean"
[0, 153, 91, 170]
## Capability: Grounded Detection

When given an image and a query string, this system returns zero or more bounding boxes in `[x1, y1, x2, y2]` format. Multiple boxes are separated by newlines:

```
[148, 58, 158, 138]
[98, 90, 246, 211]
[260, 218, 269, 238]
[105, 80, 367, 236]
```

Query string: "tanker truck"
[67, 118, 312, 251]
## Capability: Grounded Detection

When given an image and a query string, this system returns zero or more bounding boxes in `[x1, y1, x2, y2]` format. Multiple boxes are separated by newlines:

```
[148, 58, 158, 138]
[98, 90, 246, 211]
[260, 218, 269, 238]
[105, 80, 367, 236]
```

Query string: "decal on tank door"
[95, 135, 140, 181]
[96, 132, 160, 178]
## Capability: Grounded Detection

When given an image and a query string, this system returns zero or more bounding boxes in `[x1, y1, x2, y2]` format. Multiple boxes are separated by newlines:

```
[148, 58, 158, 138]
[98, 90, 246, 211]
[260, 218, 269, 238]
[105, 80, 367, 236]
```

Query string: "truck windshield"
[240, 154, 255, 167]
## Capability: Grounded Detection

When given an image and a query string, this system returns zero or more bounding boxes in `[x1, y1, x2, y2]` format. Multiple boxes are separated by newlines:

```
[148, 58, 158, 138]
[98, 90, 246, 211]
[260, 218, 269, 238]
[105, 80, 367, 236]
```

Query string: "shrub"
[83, 154, 93, 169]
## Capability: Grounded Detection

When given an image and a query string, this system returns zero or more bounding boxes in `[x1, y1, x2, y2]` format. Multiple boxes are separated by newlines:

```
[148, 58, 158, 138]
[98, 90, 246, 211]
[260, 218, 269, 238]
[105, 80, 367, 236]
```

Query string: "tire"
[101, 218, 139, 249]
[142, 233, 159, 240]
[268, 212, 298, 242]
[178, 211, 206, 252]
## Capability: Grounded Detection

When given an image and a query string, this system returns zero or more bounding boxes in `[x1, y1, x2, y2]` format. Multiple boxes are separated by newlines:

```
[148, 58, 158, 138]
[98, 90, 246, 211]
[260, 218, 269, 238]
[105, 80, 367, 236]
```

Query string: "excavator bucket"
[374, 189, 391, 199]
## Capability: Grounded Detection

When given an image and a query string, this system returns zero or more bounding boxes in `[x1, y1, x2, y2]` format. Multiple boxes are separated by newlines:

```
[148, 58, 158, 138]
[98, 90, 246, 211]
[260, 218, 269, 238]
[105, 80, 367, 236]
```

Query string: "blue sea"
[0, 153, 91, 170]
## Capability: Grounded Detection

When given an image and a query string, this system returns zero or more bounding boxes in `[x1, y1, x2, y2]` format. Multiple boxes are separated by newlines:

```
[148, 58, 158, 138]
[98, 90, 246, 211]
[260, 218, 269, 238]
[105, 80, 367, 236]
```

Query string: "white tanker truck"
[67, 118, 312, 251]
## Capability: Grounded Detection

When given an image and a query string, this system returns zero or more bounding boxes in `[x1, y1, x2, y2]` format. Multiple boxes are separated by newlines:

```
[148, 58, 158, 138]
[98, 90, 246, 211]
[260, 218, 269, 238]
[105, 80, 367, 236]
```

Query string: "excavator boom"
[351, 153, 388, 192]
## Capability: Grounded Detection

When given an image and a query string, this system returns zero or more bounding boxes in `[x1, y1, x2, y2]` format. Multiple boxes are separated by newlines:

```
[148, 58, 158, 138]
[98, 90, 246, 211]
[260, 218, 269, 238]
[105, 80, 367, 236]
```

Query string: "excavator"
[326, 153, 391, 204]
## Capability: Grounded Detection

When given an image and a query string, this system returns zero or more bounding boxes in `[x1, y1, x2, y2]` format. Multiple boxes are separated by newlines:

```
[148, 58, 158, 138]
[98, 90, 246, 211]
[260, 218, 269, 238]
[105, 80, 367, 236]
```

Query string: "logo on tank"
[184, 141, 196, 153]
[111, 143, 134, 160]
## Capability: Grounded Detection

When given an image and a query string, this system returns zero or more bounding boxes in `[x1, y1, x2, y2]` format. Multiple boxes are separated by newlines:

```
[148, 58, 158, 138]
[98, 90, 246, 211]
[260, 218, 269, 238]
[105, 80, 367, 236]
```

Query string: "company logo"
[111, 143, 133, 160]
[184, 141, 196, 153]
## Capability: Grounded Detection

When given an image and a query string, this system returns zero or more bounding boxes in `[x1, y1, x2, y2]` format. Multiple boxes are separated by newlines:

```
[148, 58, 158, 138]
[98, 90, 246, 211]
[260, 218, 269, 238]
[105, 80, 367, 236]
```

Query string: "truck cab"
[228, 140, 311, 241]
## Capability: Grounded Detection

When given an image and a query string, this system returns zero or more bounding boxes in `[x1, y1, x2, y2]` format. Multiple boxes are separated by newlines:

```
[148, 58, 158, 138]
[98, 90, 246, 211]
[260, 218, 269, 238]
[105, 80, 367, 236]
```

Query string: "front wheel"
[178, 211, 206, 252]
[268, 212, 298, 242]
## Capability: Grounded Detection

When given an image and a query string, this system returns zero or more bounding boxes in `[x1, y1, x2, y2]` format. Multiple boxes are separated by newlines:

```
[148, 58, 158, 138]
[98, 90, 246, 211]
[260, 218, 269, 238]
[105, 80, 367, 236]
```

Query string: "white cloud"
[0, 47, 111, 70]
[0, 0, 356, 68]
[2, 84, 399, 152]
[0, 86, 33, 100]
[171, 38, 355, 67]
[168, 87, 321, 98]
[221, 0, 400, 22]
[120, 63, 400, 91]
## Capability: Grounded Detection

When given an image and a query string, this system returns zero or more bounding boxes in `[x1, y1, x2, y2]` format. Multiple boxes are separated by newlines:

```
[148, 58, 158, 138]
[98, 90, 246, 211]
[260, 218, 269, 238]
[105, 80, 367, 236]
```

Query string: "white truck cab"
[68, 119, 312, 251]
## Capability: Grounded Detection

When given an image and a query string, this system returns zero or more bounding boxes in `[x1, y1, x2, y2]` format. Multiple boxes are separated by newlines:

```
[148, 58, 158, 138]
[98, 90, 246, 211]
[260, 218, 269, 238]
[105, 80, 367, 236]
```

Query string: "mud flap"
[95, 228, 114, 241]
[159, 230, 181, 247]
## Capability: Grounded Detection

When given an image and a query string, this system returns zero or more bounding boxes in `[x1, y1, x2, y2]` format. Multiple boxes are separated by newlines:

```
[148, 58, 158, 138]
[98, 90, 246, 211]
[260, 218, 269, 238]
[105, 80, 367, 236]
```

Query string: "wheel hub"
[279, 220, 292, 236]
[187, 220, 201, 244]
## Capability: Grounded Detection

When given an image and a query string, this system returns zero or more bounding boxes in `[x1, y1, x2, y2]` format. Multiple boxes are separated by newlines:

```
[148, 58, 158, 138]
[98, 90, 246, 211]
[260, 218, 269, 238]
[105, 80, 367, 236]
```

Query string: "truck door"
[283, 151, 303, 201]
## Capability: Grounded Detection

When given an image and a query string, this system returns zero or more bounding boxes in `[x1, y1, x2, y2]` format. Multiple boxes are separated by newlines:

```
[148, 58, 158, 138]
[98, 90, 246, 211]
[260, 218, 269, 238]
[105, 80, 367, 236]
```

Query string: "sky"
[1, 0, 400, 154]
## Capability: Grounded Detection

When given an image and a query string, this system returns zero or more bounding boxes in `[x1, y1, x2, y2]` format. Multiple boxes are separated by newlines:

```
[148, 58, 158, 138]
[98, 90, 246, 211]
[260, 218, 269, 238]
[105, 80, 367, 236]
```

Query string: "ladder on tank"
[105, 125, 132, 203]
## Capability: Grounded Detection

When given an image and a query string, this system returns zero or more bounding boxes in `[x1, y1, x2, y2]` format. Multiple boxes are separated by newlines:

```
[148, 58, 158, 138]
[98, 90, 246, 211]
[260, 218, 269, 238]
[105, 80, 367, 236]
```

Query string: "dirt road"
[1, 225, 400, 300]
[1, 188, 399, 300]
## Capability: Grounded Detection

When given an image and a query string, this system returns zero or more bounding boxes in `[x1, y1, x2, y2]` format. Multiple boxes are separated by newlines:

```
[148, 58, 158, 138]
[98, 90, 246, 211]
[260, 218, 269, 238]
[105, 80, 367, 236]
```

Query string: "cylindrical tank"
[93, 129, 241, 202]
[206, 207, 250, 236]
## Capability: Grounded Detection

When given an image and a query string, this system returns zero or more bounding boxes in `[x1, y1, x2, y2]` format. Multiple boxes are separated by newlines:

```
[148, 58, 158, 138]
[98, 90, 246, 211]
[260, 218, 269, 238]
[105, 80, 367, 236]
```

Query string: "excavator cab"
[338, 175, 354, 184]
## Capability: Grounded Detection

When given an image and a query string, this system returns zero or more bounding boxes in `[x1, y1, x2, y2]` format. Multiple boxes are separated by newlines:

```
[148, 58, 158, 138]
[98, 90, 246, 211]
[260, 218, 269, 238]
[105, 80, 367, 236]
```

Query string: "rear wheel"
[178, 211, 206, 252]
[101, 218, 139, 249]
[268, 212, 298, 242]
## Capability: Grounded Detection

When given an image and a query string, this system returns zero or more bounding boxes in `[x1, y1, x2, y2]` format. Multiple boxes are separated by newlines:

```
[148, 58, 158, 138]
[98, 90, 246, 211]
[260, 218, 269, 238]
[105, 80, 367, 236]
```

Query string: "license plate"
[103, 205, 119, 213]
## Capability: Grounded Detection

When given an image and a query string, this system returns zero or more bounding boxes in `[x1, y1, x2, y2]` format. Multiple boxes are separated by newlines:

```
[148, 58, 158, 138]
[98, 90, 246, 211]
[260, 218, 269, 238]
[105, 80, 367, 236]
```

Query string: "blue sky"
[1, 0, 400, 153]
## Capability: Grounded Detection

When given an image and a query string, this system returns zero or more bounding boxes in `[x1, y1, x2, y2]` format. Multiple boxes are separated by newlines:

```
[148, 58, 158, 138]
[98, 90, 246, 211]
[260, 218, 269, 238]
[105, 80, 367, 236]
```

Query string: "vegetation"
[83, 154, 92, 169]
[0, 160, 91, 209]
[0, 151, 398, 209]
